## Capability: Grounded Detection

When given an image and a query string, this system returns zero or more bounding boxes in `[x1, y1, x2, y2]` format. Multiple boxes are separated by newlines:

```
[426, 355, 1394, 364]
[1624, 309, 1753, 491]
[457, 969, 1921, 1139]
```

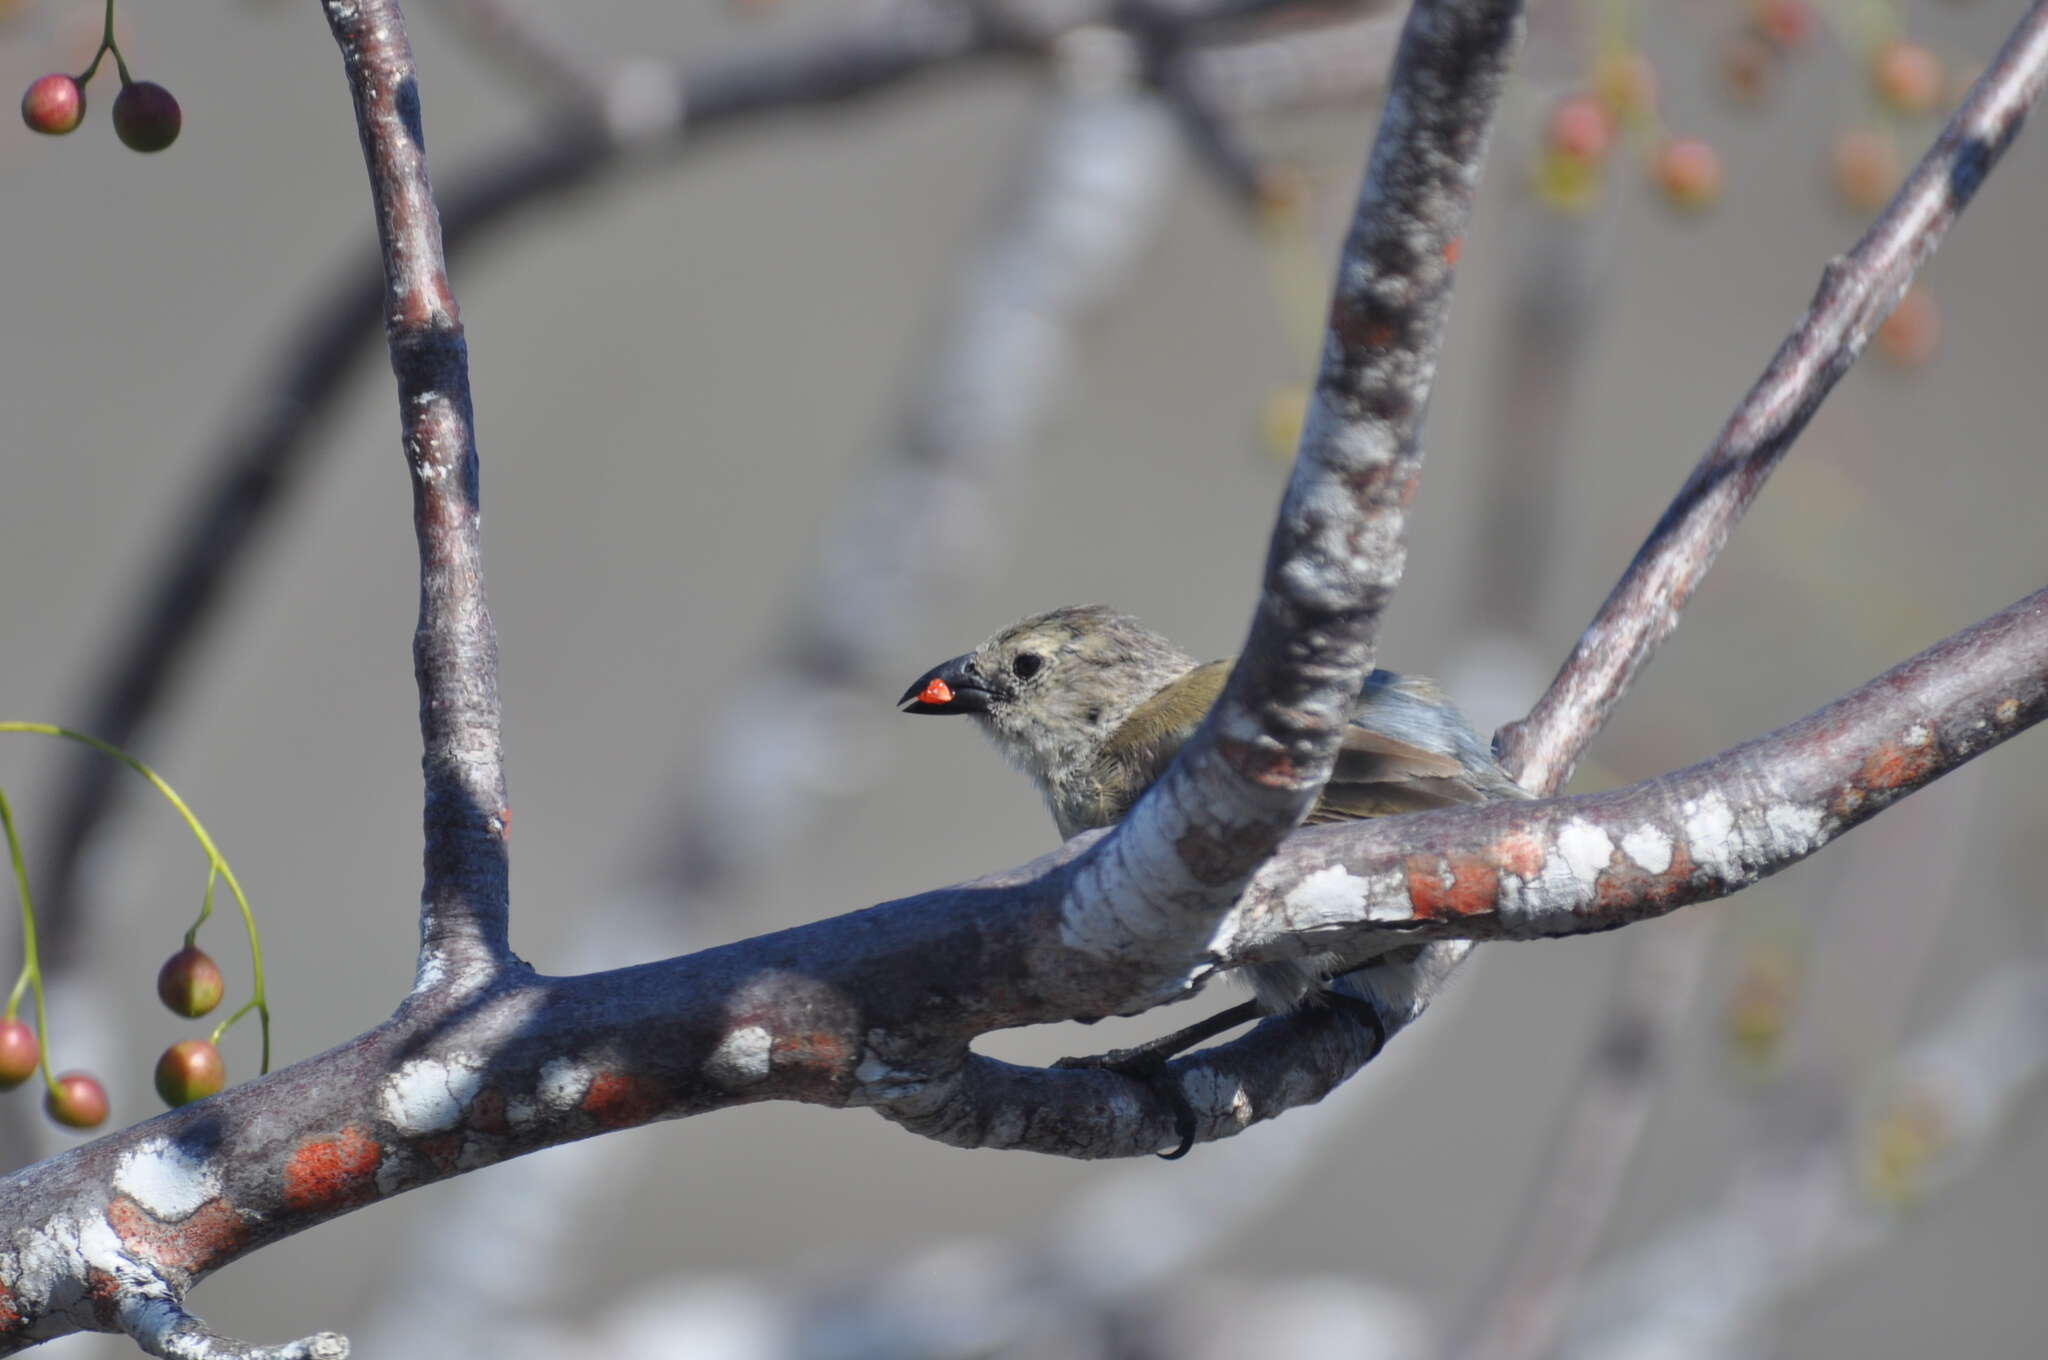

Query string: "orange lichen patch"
[1592, 843, 1696, 915]
[1995, 697, 2021, 725]
[581, 1071, 660, 1129]
[1443, 236, 1464, 266]
[107, 1195, 244, 1275]
[282, 1126, 383, 1213]
[1495, 832, 1544, 879]
[85, 1268, 120, 1328]
[771, 1030, 853, 1073]
[0, 1285, 24, 1334]
[1406, 853, 1500, 919]
[1857, 731, 1938, 792]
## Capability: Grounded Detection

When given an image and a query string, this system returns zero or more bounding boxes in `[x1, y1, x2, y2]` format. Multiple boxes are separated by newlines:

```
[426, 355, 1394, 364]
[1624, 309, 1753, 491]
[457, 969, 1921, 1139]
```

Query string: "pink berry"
[21, 74, 86, 136]
[155, 1040, 227, 1107]
[45, 1071, 109, 1129]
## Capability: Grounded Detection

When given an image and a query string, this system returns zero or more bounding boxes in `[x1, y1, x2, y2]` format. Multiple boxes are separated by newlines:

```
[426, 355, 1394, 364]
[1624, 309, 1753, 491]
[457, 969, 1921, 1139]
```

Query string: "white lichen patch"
[1620, 825, 1675, 875]
[378, 1052, 487, 1134]
[529, 1056, 592, 1119]
[1763, 802, 1824, 855]
[1281, 862, 1412, 927]
[704, 1025, 774, 1089]
[1285, 863, 1367, 920]
[849, 1053, 932, 1109]
[113, 1139, 222, 1220]
[1555, 820, 1617, 889]
[1683, 790, 1740, 882]
[9, 1215, 88, 1313]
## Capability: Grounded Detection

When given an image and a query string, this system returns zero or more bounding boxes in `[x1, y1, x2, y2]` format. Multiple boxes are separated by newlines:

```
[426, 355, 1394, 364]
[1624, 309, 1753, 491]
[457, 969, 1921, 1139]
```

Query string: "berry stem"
[75, 0, 132, 87]
[0, 723, 270, 1074]
[0, 791, 58, 1094]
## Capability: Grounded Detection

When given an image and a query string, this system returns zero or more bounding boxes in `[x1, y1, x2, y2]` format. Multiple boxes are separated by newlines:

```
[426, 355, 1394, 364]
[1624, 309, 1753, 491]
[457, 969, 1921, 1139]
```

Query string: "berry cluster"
[0, 725, 273, 1136]
[0, 946, 227, 1128]
[17, 0, 180, 152]
[1534, 2, 1959, 228]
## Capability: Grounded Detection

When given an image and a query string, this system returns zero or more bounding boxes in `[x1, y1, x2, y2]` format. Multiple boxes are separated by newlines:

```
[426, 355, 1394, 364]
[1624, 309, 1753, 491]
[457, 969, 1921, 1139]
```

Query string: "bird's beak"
[898, 653, 995, 715]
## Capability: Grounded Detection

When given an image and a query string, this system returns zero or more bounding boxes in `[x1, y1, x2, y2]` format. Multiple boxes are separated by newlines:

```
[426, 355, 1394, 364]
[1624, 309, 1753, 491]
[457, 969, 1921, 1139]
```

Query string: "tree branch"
[1228, 584, 2048, 954]
[328, 0, 512, 982]
[1043, 0, 1524, 1022]
[1497, 0, 2048, 795]
[0, 590, 2037, 1351]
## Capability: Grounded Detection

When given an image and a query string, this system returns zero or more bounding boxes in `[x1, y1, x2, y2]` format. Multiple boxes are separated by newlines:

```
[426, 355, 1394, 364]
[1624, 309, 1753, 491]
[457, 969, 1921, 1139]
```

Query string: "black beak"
[898, 652, 996, 715]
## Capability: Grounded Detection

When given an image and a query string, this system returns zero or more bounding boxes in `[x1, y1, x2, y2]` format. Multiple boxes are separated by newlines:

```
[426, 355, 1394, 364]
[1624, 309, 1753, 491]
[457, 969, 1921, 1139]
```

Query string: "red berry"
[1871, 40, 1943, 117]
[1753, 0, 1819, 49]
[1546, 93, 1615, 164]
[0, 1019, 39, 1090]
[157, 946, 225, 1018]
[1832, 130, 1900, 210]
[1877, 287, 1940, 367]
[155, 1040, 226, 1107]
[20, 74, 86, 136]
[111, 80, 180, 152]
[1653, 137, 1724, 211]
[45, 1071, 109, 1129]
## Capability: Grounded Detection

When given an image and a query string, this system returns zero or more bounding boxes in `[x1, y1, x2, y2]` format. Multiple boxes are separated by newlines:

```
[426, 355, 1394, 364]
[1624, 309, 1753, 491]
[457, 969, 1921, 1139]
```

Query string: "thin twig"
[328, 0, 511, 983]
[1497, 0, 2048, 795]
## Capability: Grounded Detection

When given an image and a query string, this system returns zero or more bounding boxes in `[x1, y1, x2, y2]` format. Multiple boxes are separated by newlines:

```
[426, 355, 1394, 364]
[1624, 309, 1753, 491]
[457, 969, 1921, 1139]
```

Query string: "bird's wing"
[1097, 660, 1520, 827]
[1097, 659, 1231, 775]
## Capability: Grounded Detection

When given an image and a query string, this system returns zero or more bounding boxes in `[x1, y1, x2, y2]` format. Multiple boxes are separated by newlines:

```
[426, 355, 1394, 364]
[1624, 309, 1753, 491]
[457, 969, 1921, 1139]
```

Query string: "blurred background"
[2, 0, 2045, 1355]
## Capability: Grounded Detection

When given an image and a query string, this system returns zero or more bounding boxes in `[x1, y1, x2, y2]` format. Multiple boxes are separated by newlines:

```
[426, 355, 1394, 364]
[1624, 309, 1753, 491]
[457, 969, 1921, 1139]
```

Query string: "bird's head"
[899, 605, 1196, 785]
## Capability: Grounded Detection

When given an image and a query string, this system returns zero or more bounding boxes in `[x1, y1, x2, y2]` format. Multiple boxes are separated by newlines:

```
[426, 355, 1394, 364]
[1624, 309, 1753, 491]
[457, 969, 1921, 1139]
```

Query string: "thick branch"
[1497, 0, 2048, 794]
[1229, 586, 2048, 956]
[0, 589, 2038, 1349]
[1048, 0, 1525, 1015]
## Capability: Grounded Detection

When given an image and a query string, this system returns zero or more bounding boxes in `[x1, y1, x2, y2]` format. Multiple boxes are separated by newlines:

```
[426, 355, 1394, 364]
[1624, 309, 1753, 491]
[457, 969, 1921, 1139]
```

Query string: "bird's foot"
[1053, 1000, 1264, 1160]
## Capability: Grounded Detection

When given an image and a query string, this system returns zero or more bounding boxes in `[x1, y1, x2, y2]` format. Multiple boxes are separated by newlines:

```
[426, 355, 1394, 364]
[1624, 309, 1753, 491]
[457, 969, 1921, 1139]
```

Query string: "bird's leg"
[1052, 990, 1389, 1160]
[1052, 1001, 1264, 1160]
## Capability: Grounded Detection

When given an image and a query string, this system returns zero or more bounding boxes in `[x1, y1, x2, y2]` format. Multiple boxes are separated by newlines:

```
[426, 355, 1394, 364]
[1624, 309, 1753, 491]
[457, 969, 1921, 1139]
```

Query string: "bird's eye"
[1011, 652, 1044, 681]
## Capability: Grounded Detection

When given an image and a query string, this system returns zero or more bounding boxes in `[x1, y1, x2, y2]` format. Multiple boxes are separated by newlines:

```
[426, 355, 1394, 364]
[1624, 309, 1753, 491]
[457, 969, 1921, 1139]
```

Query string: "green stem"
[0, 723, 270, 1073]
[75, 0, 128, 85]
[187, 863, 218, 948]
[0, 791, 58, 1094]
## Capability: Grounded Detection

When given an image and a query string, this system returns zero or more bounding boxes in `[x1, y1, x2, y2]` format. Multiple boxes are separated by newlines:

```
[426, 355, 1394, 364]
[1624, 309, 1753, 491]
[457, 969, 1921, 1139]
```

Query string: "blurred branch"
[26, 0, 1364, 974]
[419, 0, 613, 112]
[1497, 0, 2048, 795]
[661, 31, 1182, 896]
[1444, 916, 1715, 1360]
[1560, 959, 2048, 1360]
[1217, 0, 2048, 1158]
[1180, 8, 1405, 116]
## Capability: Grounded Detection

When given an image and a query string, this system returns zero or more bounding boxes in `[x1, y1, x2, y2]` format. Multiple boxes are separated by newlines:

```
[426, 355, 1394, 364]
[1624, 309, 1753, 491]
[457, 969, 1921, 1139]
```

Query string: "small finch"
[901, 604, 1527, 1013]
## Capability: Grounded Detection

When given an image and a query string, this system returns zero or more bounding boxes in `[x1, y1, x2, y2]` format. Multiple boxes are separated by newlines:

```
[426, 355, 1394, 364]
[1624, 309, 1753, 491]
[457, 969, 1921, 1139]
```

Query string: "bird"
[899, 603, 1528, 1013]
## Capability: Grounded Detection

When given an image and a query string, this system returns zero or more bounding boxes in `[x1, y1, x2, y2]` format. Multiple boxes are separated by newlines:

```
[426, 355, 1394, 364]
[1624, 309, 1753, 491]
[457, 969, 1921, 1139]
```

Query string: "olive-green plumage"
[901, 605, 1527, 1008]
